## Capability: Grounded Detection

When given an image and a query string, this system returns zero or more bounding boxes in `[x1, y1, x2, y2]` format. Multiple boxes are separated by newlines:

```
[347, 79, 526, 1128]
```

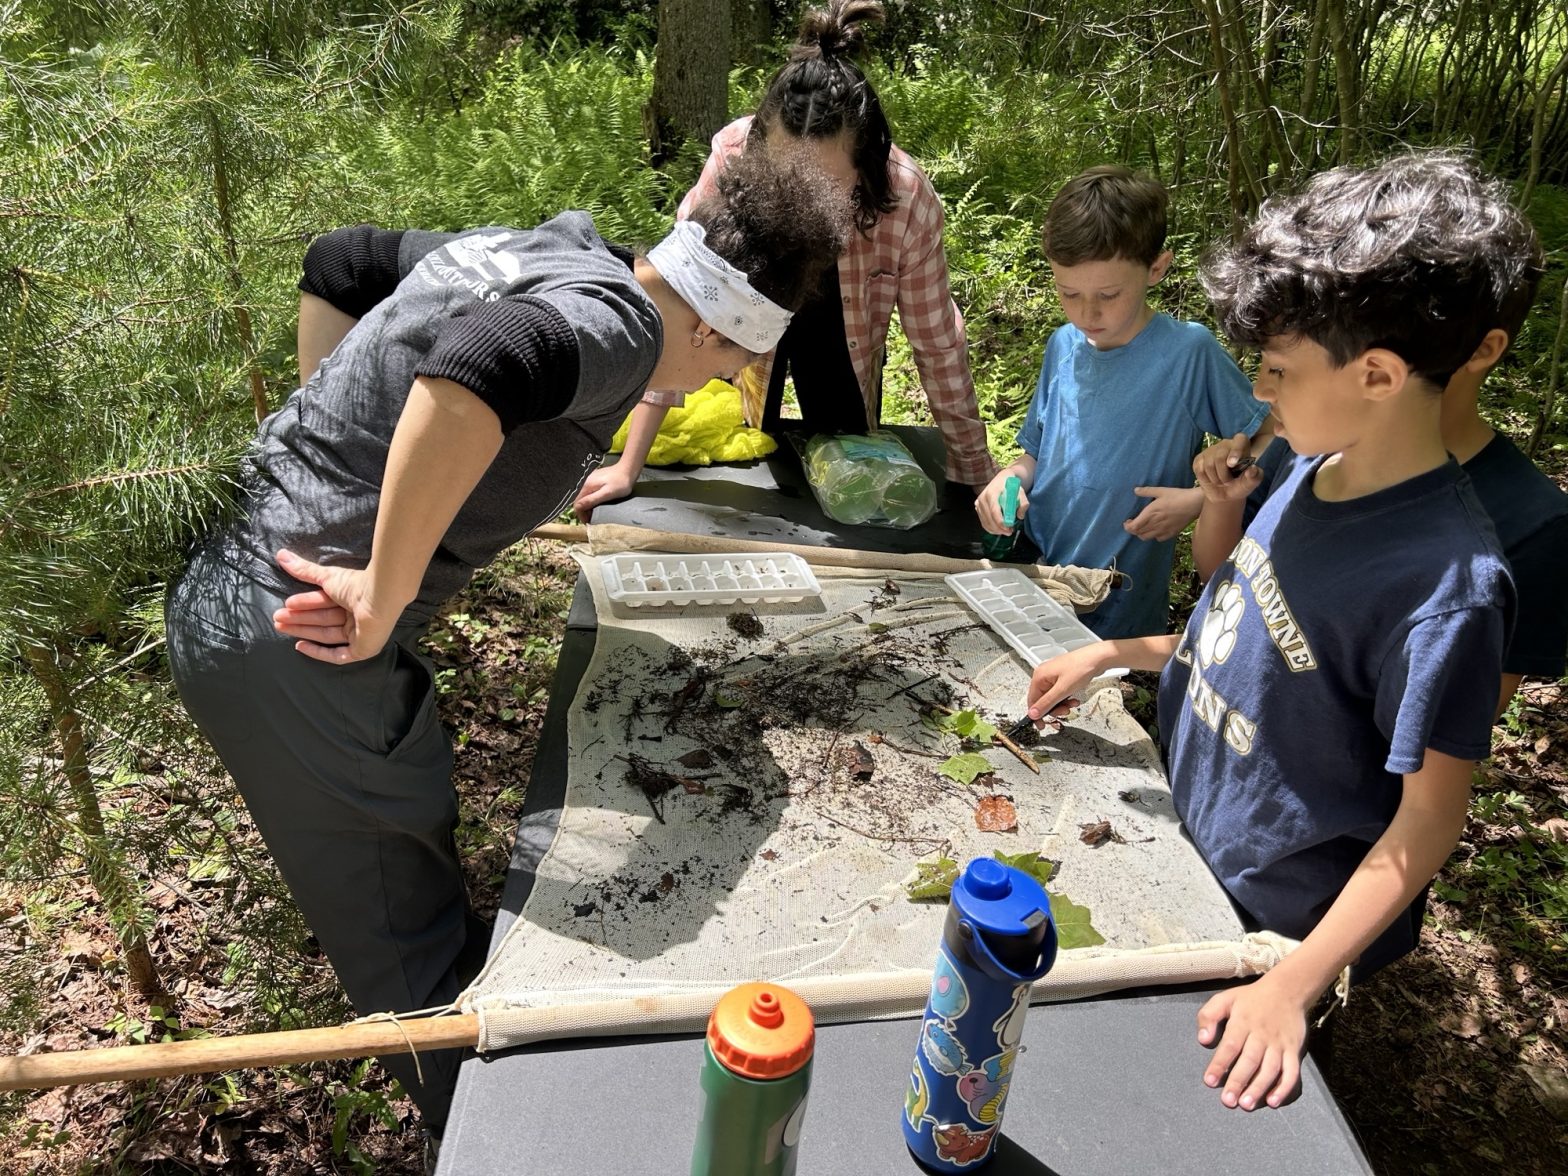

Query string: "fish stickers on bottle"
[903, 859, 1057, 1171]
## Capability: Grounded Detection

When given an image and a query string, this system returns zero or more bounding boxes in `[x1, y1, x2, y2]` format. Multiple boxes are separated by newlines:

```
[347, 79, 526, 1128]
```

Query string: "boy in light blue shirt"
[978, 166, 1271, 637]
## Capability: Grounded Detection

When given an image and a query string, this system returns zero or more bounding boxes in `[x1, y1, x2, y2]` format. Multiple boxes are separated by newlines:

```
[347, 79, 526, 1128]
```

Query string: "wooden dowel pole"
[528, 522, 587, 543]
[0, 1013, 480, 1093]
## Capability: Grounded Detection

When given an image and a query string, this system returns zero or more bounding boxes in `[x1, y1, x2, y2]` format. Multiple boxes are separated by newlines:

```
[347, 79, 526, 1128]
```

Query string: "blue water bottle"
[902, 858, 1058, 1171]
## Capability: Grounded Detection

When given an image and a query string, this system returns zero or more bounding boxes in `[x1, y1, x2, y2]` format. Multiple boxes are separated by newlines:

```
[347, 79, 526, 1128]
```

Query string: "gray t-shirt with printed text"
[230, 212, 660, 618]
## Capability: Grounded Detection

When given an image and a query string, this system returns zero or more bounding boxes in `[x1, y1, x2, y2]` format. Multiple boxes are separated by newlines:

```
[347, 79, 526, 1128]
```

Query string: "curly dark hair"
[748, 0, 894, 233]
[1201, 152, 1544, 388]
[686, 147, 852, 337]
[1043, 165, 1169, 266]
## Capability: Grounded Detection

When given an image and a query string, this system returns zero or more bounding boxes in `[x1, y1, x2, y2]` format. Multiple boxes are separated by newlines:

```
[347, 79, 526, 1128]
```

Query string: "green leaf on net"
[938, 752, 994, 785]
[905, 851, 1056, 903]
[992, 850, 1056, 889]
[934, 708, 998, 744]
[713, 689, 744, 709]
[1048, 889, 1106, 949]
[904, 856, 960, 900]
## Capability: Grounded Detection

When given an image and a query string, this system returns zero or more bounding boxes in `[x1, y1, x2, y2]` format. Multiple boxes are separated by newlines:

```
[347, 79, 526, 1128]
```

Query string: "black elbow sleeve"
[298, 225, 406, 319]
[415, 298, 581, 434]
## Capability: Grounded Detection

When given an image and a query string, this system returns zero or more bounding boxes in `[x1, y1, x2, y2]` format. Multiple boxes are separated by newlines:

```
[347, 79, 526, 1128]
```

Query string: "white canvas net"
[460, 544, 1289, 1051]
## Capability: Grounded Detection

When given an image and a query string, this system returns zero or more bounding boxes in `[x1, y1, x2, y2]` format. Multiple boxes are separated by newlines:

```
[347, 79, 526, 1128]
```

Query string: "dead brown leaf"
[59, 930, 107, 968]
[1521, 1064, 1568, 1121]
[975, 794, 1018, 833]
[1079, 820, 1126, 847]
[1537, 816, 1568, 843]
[146, 880, 184, 910]
[842, 740, 876, 780]
[1442, 1011, 1486, 1039]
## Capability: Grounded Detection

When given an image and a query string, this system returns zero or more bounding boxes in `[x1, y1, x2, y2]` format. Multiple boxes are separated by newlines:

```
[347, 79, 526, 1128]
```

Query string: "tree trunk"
[1292, 0, 1331, 161]
[1324, 0, 1359, 163]
[24, 642, 163, 999]
[1522, 44, 1568, 209]
[1197, 0, 1261, 221]
[729, 0, 771, 66]
[1527, 273, 1568, 459]
[649, 0, 731, 166]
[189, 24, 269, 423]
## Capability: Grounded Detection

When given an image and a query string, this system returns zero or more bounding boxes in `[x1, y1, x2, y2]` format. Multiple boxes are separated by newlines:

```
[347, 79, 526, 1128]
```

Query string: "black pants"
[166, 544, 488, 1131]
[762, 264, 875, 435]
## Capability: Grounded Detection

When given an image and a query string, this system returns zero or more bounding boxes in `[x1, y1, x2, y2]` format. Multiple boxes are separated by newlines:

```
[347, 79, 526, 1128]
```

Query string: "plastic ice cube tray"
[601, 552, 822, 608]
[944, 568, 1105, 667]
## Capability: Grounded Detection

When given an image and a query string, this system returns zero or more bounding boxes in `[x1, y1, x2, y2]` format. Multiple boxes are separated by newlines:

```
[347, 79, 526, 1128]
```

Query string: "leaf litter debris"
[974, 795, 1018, 832]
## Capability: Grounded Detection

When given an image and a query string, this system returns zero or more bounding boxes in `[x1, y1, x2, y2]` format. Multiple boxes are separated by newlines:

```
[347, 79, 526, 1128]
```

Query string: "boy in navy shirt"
[976, 165, 1270, 638]
[1024, 153, 1524, 1111]
[1196, 228, 1564, 712]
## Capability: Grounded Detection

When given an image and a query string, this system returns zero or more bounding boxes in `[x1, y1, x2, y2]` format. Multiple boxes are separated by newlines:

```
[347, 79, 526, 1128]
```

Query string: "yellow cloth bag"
[610, 379, 777, 466]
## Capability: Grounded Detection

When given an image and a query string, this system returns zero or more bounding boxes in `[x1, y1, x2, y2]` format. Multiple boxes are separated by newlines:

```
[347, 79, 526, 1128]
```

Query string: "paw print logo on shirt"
[1197, 581, 1244, 668]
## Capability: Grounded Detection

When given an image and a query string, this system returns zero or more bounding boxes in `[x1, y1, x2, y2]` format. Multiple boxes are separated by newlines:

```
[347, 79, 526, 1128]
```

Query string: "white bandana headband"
[647, 220, 794, 352]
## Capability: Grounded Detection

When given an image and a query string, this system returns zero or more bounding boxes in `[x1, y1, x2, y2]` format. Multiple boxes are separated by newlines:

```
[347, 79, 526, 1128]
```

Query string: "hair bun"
[794, 0, 883, 61]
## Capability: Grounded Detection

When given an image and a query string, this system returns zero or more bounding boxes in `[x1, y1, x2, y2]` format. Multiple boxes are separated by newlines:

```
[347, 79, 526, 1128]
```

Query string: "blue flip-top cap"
[951, 857, 1057, 981]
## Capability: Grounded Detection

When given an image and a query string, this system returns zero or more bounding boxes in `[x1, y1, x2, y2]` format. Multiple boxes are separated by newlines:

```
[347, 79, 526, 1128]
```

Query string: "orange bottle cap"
[706, 983, 814, 1080]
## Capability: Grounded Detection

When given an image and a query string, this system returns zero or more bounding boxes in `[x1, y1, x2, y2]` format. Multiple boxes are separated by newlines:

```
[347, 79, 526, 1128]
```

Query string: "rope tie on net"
[347, 1004, 464, 1085]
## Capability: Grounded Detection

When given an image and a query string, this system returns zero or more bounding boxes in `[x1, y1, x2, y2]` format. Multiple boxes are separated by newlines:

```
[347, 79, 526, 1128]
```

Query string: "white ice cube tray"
[601, 552, 822, 608]
[945, 568, 1104, 667]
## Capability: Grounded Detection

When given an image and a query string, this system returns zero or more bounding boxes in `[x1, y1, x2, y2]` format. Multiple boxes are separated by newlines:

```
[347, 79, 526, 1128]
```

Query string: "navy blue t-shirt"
[1461, 433, 1568, 678]
[1159, 456, 1513, 973]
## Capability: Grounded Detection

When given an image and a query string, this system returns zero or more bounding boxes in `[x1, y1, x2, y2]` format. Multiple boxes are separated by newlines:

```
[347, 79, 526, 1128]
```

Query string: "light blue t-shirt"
[1016, 313, 1268, 637]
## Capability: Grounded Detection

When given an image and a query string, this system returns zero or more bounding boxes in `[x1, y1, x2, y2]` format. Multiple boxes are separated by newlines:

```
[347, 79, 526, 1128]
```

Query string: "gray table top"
[443, 987, 1369, 1175]
[439, 435, 1372, 1174]
[588, 423, 992, 559]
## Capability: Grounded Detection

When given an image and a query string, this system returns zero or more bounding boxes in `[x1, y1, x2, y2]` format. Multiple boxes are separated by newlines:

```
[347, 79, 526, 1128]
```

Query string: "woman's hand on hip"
[272, 549, 402, 664]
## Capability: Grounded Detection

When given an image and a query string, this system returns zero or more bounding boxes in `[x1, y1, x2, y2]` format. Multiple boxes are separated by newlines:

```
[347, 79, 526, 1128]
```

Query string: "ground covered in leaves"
[0, 542, 576, 1175]
[3, 533, 1566, 1174]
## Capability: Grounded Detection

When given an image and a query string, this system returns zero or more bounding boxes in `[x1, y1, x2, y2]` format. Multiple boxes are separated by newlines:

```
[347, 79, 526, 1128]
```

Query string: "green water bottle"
[981, 474, 1022, 560]
[692, 983, 815, 1176]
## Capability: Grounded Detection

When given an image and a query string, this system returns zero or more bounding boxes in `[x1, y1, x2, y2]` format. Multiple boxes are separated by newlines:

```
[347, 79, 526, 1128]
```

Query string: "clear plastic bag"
[801, 432, 938, 530]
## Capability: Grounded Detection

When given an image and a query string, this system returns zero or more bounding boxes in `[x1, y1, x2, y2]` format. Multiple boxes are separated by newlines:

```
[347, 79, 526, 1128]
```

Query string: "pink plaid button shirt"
[644, 117, 997, 488]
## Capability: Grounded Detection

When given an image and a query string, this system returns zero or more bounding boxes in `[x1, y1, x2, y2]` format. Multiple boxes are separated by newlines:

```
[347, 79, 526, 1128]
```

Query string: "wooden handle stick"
[0, 1013, 480, 1093]
[932, 702, 1039, 775]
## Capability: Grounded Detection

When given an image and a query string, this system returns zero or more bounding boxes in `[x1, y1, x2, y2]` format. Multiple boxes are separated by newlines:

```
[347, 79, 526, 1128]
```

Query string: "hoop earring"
[690, 332, 705, 349]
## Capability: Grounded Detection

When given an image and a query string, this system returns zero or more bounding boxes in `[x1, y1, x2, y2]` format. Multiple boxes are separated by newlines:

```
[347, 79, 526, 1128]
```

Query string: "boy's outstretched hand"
[1125, 485, 1204, 541]
[1025, 642, 1107, 720]
[1193, 432, 1264, 503]
[1196, 973, 1309, 1110]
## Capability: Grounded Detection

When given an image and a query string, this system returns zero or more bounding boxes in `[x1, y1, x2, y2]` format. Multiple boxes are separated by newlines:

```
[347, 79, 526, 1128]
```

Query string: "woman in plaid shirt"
[574, 0, 997, 519]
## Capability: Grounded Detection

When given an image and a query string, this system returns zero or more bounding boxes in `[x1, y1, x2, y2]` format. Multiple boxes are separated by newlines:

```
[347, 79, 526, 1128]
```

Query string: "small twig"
[776, 611, 860, 648]
[992, 726, 1041, 776]
[883, 594, 964, 613]
[891, 672, 941, 702]
[930, 702, 1039, 776]
[815, 808, 949, 850]
[870, 734, 946, 760]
